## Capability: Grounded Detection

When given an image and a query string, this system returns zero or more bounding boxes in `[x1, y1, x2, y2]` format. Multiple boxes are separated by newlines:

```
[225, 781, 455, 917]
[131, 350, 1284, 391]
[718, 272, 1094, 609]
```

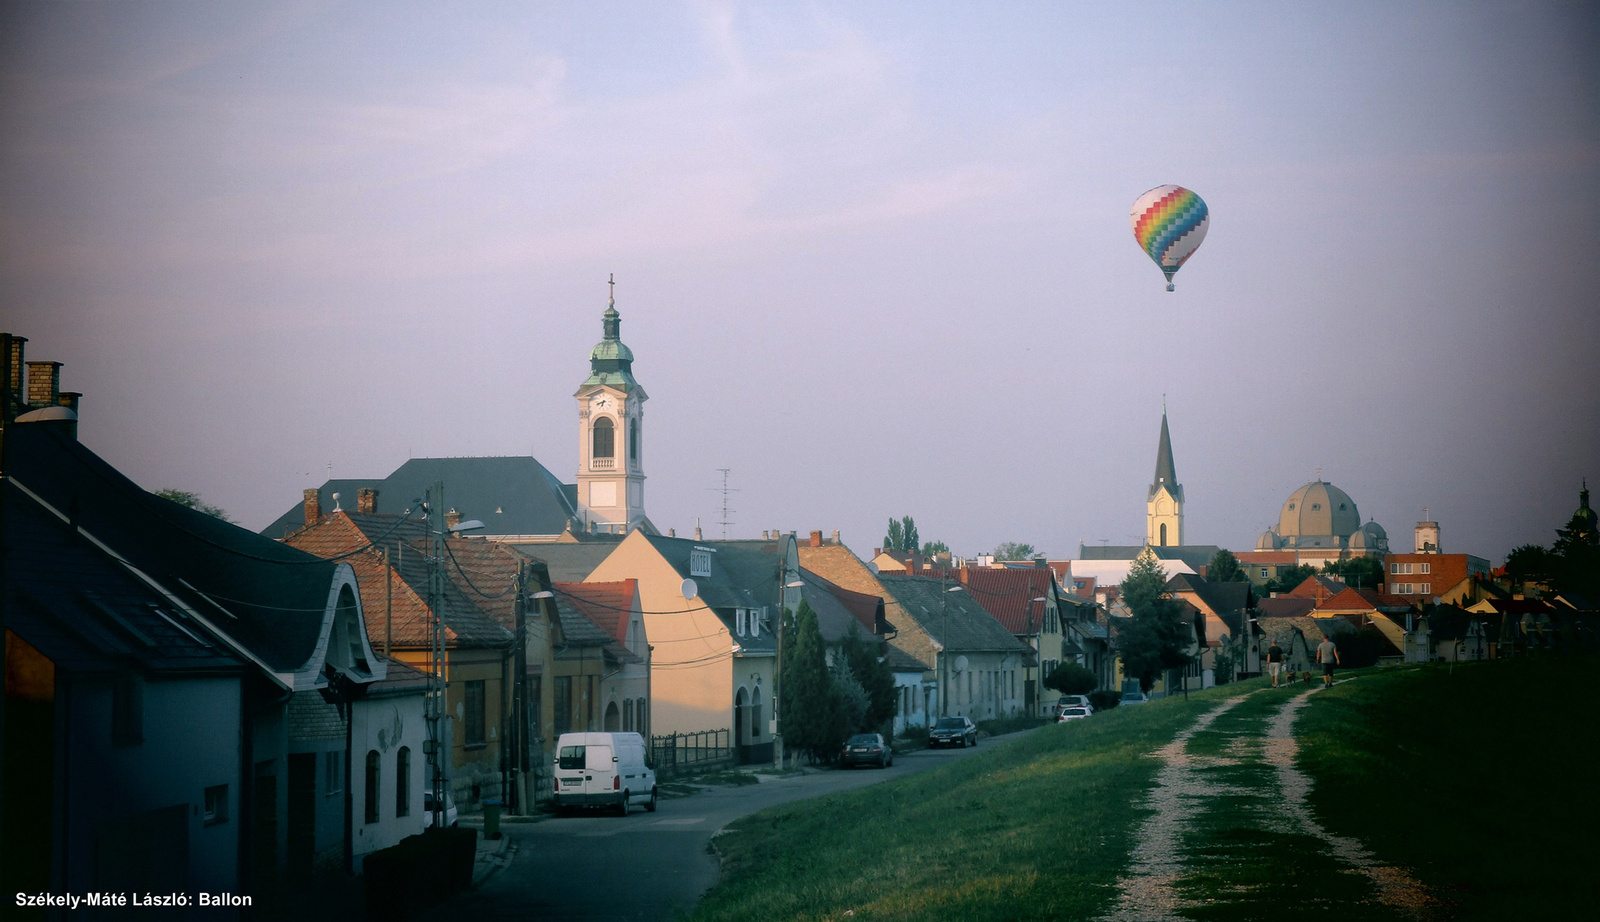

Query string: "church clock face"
[590, 393, 612, 411]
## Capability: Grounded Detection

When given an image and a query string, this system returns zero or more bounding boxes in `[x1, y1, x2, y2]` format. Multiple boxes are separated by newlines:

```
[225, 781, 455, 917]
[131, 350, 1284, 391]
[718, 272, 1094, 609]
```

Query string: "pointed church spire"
[1152, 410, 1178, 490]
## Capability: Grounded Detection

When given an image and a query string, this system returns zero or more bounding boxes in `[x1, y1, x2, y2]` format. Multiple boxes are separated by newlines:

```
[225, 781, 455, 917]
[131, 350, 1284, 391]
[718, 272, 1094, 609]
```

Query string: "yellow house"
[584, 530, 800, 764]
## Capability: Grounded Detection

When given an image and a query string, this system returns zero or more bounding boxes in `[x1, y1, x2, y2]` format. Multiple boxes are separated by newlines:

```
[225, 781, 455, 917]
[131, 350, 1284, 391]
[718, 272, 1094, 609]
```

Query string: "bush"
[1088, 690, 1120, 711]
[1043, 662, 1098, 696]
[364, 826, 477, 918]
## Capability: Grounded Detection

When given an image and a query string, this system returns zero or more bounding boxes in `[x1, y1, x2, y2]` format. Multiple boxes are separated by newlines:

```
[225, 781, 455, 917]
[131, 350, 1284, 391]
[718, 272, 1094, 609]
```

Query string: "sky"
[3, 1, 1597, 566]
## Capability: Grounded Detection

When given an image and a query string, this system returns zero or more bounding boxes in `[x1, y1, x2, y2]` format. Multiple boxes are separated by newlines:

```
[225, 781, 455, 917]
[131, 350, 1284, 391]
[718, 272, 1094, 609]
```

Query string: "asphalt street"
[422, 736, 1008, 922]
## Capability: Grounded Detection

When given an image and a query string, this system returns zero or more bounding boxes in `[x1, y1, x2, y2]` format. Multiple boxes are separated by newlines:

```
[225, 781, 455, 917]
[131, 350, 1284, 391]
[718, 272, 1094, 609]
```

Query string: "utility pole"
[425, 482, 449, 829]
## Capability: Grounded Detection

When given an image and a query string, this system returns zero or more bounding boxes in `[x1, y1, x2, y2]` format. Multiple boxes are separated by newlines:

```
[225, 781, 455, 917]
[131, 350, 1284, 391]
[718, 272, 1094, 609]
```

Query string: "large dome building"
[1256, 478, 1387, 564]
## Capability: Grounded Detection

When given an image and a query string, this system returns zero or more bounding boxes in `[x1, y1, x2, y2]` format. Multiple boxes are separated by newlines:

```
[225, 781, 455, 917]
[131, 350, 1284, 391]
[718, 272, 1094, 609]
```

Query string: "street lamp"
[940, 580, 963, 717]
[423, 483, 484, 830]
[511, 584, 553, 814]
[773, 577, 805, 769]
[1027, 596, 1046, 716]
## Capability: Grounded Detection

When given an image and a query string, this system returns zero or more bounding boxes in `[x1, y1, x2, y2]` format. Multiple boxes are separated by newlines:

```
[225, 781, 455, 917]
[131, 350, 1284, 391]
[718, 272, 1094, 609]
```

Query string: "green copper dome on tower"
[582, 278, 639, 391]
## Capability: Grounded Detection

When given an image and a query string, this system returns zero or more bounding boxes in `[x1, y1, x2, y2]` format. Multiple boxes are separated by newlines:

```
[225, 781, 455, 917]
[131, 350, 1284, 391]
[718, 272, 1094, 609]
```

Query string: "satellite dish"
[954, 655, 969, 673]
[681, 578, 698, 600]
[867, 562, 880, 575]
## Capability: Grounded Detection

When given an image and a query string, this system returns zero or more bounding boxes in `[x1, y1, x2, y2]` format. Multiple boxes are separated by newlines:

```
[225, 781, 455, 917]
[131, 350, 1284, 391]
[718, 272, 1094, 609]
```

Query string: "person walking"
[1316, 637, 1340, 688]
[1266, 639, 1286, 688]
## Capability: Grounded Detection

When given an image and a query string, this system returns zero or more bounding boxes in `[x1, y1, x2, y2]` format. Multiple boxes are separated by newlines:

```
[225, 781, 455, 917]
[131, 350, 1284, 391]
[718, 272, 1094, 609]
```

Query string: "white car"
[1119, 690, 1150, 706]
[1057, 706, 1091, 722]
[424, 789, 458, 828]
[1054, 695, 1094, 716]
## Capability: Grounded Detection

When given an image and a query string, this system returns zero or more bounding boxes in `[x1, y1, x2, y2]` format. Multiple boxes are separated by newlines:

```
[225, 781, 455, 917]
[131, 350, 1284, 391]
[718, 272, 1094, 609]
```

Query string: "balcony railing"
[591, 458, 614, 470]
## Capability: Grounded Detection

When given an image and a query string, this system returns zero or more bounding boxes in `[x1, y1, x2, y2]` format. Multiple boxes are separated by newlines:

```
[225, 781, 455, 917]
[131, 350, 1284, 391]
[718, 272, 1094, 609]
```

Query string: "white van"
[552, 731, 658, 816]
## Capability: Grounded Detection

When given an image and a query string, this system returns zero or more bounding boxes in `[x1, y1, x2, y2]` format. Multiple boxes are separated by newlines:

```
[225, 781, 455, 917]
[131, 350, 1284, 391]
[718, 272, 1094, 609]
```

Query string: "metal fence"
[650, 729, 733, 778]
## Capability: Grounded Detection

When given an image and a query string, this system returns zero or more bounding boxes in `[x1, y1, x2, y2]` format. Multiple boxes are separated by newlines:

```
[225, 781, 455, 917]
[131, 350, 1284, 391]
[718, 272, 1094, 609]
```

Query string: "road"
[423, 737, 1008, 922]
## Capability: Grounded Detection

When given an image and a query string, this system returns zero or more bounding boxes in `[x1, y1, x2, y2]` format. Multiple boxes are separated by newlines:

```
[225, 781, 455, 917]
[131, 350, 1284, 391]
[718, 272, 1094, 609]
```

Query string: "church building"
[265, 281, 657, 541]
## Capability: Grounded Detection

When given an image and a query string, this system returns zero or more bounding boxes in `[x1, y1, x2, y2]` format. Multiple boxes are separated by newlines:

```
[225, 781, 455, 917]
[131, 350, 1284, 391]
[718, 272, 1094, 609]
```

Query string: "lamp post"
[512, 579, 553, 815]
[1027, 596, 1046, 717]
[772, 571, 805, 770]
[940, 578, 963, 717]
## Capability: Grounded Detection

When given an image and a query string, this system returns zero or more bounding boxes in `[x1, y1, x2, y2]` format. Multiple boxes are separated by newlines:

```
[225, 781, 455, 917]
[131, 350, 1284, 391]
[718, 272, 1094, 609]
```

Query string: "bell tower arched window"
[592, 417, 615, 459]
[629, 418, 638, 462]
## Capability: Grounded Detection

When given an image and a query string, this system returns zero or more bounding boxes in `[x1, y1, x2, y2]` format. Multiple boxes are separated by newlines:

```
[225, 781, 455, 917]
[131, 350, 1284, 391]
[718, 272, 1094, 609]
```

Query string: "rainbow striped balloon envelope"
[1130, 185, 1209, 291]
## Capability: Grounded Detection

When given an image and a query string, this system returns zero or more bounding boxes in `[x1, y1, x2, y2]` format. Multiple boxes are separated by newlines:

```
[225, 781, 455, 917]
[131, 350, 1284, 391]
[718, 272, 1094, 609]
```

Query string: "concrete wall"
[350, 691, 428, 864]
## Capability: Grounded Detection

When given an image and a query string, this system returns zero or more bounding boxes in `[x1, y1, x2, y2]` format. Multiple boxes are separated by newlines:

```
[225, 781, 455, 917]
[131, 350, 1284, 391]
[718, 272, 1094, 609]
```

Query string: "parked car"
[840, 733, 894, 769]
[552, 731, 658, 816]
[1119, 690, 1150, 706]
[928, 716, 978, 748]
[1057, 706, 1091, 722]
[1055, 694, 1094, 716]
[424, 788, 458, 828]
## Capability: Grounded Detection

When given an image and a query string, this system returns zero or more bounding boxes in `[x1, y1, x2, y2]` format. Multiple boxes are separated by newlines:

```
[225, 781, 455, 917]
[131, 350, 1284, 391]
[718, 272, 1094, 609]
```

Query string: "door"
[287, 753, 316, 873]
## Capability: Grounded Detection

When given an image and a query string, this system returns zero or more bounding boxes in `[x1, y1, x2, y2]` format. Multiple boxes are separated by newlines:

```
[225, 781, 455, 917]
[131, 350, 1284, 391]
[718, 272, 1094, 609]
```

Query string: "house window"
[592, 417, 615, 458]
[555, 676, 572, 734]
[396, 747, 411, 817]
[736, 609, 747, 636]
[324, 751, 343, 796]
[464, 680, 486, 748]
[1261, 568, 1269, 578]
[1159, 523, 1167, 546]
[1420, 583, 1431, 595]
[751, 686, 762, 738]
[365, 751, 380, 824]
[1420, 562, 1431, 574]
[751, 608, 762, 637]
[623, 698, 633, 732]
[203, 784, 229, 826]
[690, 548, 712, 578]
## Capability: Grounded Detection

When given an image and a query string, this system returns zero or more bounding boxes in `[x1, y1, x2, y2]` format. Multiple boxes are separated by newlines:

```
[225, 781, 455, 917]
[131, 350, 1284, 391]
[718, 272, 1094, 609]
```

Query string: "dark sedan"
[928, 716, 977, 748]
[840, 733, 893, 769]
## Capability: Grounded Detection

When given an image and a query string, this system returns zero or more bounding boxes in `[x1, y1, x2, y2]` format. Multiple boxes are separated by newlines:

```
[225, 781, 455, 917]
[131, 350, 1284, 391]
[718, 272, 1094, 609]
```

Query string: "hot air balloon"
[1130, 185, 1209, 291]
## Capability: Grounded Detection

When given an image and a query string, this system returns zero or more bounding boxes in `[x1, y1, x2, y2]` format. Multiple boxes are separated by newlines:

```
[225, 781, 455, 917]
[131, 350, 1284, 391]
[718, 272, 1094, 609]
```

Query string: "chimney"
[830, 530, 840, 546]
[303, 489, 321, 526]
[1034, 556, 1047, 569]
[668, 528, 676, 538]
[446, 508, 461, 531]
[58, 391, 81, 413]
[810, 530, 823, 547]
[26, 361, 61, 408]
[2, 333, 25, 419]
[357, 488, 378, 514]
[694, 522, 703, 540]
[761, 530, 769, 540]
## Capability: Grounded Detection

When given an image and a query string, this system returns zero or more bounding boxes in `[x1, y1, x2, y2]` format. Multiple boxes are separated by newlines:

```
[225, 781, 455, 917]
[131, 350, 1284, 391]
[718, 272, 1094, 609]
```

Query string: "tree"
[1321, 555, 1384, 590]
[155, 488, 232, 522]
[1043, 662, 1096, 696]
[838, 624, 896, 731]
[1206, 549, 1246, 583]
[1505, 543, 1555, 588]
[1116, 555, 1192, 692]
[920, 539, 950, 556]
[991, 542, 1037, 561]
[1551, 495, 1600, 598]
[779, 600, 841, 762]
[1266, 563, 1318, 594]
[882, 515, 921, 553]
[830, 658, 870, 739]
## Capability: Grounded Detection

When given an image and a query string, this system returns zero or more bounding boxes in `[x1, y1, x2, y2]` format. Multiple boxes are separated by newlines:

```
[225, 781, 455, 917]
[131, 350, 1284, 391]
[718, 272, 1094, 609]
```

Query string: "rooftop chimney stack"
[357, 488, 378, 514]
[830, 530, 840, 546]
[303, 489, 321, 526]
[810, 530, 823, 547]
[26, 361, 61, 408]
[2, 333, 25, 419]
[446, 509, 461, 531]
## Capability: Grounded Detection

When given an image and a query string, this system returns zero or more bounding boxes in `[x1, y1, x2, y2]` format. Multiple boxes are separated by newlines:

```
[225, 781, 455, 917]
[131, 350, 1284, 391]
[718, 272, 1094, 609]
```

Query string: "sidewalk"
[455, 808, 545, 886]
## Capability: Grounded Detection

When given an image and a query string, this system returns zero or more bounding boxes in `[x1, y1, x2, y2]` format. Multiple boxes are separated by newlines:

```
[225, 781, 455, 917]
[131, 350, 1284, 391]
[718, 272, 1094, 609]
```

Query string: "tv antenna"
[708, 468, 739, 539]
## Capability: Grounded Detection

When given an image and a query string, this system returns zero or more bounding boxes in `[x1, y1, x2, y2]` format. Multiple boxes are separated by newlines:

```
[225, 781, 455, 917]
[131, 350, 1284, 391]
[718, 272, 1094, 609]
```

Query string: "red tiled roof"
[950, 566, 1055, 634]
[1315, 587, 1378, 613]
[1285, 575, 1347, 602]
[557, 580, 638, 646]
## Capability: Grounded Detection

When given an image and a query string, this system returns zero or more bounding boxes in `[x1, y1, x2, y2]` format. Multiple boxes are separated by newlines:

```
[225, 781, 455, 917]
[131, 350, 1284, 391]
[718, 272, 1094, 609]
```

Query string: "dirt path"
[1101, 686, 1439, 921]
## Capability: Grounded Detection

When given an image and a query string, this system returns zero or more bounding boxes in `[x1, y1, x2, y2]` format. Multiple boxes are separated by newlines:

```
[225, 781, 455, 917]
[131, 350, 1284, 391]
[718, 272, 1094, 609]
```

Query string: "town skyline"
[4, 2, 1597, 565]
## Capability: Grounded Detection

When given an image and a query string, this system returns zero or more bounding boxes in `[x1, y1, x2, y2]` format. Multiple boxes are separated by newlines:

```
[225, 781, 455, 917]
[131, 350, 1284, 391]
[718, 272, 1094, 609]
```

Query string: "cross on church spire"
[608, 272, 615, 308]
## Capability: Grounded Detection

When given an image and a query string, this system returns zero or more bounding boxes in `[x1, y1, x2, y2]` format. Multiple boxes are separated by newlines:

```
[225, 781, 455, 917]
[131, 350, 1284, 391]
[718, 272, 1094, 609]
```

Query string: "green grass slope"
[1296, 658, 1600, 921]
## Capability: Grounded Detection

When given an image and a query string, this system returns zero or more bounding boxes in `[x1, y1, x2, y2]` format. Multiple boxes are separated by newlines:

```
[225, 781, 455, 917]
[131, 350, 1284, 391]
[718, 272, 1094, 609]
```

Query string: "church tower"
[575, 278, 650, 534]
[1147, 409, 1184, 547]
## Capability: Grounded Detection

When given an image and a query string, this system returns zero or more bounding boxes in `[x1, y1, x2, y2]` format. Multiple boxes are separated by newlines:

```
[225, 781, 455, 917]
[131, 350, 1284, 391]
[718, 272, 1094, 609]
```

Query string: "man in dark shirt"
[1266, 640, 1285, 687]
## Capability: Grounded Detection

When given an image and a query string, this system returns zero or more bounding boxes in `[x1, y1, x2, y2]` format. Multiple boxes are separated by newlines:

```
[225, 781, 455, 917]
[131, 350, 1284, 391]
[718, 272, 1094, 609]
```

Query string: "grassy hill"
[690, 658, 1598, 921]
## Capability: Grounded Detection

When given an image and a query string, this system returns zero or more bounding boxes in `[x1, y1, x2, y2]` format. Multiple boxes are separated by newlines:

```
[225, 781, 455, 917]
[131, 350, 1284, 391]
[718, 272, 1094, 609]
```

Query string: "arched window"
[1159, 523, 1168, 546]
[395, 747, 410, 817]
[629, 418, 639, 461]
[365, 750, 380, 824]
[592, 417, 615, 458]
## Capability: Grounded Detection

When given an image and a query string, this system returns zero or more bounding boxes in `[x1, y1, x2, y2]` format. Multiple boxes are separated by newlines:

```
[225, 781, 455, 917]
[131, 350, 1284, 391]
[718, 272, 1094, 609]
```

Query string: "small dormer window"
[690, 547, 712, 578]
[736, 609, 747, 636]
[751, 608, 762, 637]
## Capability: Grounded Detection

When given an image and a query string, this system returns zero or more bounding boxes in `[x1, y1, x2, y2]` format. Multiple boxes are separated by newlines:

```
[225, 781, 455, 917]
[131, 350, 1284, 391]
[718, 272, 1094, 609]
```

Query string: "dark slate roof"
[798, 568, 887, 639]
[884, 644, 930, 673]
[7, 422, 339, 675]
[508, 538, 626, 583]
[1150, 411, 1183, 502]
[263, 456, 579, 539]
[1259, 597, 1316, 619]
[876, 573, 1033, 655]
[1076, 544, 1222, 572]
[3, 481, 249, 676]
[635, 534, 774, 654]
